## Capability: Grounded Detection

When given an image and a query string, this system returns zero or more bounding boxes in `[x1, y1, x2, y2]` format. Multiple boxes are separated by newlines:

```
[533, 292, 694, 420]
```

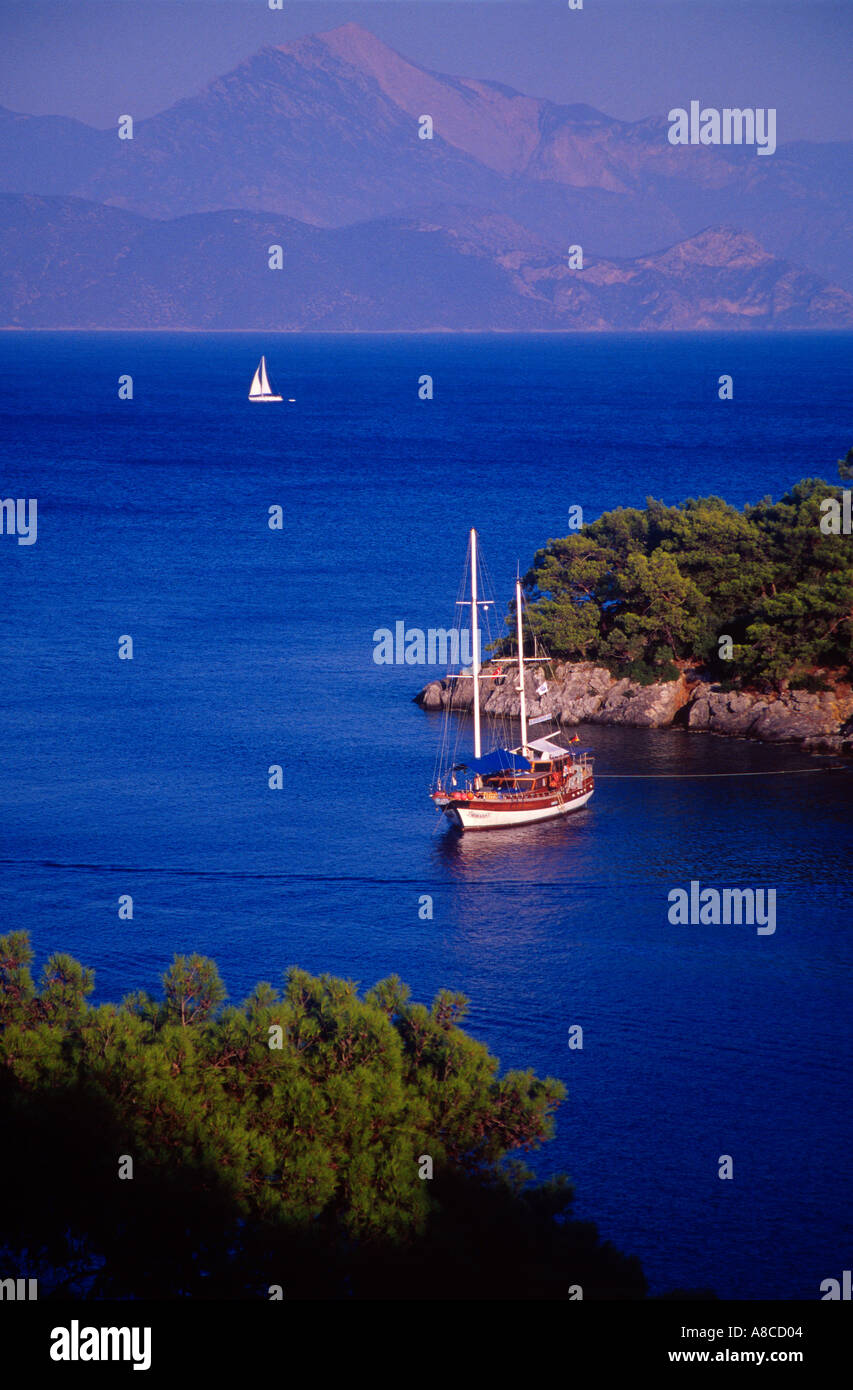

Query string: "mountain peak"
[314, 20, 424, 78]
[272, 21, 404, 71]
[317, 20, 391, 48]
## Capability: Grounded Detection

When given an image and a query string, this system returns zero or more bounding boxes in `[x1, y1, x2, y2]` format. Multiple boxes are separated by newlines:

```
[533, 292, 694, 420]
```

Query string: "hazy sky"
[1, 1, 851, 141]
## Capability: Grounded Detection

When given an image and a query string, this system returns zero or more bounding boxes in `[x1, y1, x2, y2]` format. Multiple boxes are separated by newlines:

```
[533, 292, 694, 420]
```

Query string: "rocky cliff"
[416, 661, 853, 753]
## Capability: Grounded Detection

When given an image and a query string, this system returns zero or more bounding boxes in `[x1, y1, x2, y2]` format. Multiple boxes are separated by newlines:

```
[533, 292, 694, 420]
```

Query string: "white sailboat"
[430, 529, 594, 830]
[248, 355, 283, 403]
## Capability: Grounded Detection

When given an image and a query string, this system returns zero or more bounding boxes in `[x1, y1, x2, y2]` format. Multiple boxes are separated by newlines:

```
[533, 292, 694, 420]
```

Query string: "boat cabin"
[454, 734, 585, 795]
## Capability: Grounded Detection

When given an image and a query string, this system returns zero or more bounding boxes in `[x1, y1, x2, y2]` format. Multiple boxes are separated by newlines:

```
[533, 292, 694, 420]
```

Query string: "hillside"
[2, 195, 850, 330]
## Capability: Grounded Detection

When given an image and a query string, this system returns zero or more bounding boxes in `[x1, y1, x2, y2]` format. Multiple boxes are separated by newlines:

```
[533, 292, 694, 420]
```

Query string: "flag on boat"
[536, 681, 548, 696]
[569, 733, 580, 743]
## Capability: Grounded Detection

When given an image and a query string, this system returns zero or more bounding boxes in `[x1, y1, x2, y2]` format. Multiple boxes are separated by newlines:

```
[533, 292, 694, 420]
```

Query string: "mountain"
[1, 21, 852, 326]
[2, 194, 850, 331]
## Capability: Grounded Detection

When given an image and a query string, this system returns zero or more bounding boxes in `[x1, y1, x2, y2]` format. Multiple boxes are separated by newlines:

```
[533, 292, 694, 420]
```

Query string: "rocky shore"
[416, 661, 853, 754]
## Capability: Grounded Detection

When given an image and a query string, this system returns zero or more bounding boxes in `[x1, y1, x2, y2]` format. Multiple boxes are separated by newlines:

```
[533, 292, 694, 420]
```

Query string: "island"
[417, 469, 853, 754]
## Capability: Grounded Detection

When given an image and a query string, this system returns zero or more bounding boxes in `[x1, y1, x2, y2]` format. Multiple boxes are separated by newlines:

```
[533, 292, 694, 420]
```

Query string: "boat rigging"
[430, 528, 595, 831]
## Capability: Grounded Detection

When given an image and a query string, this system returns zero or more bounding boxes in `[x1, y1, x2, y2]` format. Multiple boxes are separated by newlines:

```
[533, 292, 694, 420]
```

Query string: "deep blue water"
[1, 331, 851, 1299]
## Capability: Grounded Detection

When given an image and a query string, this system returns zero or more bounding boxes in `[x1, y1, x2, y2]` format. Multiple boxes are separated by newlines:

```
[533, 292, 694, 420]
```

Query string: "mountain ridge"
[2, 193, 850, 331]
[2, 22, 852, 325]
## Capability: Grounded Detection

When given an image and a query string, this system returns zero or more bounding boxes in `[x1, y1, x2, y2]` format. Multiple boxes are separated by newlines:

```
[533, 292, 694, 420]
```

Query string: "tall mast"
[516, 576, 528, 753]
[470, 528, 481, 759]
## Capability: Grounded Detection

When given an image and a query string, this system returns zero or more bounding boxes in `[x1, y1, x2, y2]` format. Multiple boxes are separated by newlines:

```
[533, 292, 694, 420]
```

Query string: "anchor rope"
[595, 768, 841, 778]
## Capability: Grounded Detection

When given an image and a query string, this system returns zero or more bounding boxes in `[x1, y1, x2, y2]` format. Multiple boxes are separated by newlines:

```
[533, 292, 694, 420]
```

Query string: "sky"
[0, 1, 851, 141]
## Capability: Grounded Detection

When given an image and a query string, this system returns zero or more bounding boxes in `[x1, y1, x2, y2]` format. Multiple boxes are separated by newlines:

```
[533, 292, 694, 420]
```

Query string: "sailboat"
[430, 528, 594, 831]
[248, 356, 283, 402]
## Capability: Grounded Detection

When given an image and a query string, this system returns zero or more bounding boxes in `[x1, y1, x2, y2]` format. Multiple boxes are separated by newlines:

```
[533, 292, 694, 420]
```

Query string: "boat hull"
[439, 783, 593, 830]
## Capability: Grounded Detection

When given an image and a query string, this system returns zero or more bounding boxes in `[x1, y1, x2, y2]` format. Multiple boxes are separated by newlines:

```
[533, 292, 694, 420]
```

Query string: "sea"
[1, 331, 851, 1300]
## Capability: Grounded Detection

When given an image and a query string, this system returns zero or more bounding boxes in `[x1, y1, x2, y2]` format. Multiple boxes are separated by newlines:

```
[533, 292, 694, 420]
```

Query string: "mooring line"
[596, 768, 842, 778]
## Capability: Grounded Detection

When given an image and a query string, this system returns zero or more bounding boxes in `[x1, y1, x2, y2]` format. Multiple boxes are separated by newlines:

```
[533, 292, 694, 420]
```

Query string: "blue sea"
[1, 331, 851, 1300]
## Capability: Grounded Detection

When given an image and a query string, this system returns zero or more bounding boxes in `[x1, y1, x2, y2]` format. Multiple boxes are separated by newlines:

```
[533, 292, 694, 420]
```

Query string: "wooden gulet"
[430, 529, 594, 831]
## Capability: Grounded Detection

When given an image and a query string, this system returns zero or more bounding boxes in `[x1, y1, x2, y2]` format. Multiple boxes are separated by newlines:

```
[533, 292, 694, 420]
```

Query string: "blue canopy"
[456, 748, 531, 776]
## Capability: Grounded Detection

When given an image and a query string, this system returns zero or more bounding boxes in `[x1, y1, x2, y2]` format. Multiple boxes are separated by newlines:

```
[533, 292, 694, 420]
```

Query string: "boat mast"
[516, 576, 528, 753]
[470, 527, 481, 759]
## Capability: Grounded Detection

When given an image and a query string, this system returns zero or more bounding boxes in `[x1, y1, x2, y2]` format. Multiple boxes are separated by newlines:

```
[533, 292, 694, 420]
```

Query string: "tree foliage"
[0, 935, 648, 1299]
[515, 475, 853, 689]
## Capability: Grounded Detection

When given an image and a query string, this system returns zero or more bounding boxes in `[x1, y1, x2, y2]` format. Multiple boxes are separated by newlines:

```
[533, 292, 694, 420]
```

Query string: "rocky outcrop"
[687, 689, 759, 737]
[416, 662, 853, 750]
[417, 661, 692, 729]
[687, 684, 853, 745]
[594, 674, 692, 728]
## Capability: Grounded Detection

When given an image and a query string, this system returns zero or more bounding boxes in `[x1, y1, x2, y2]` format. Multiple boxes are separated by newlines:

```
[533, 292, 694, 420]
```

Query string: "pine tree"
[0, 932, 650, 1299]
[517, 473, 852, 689]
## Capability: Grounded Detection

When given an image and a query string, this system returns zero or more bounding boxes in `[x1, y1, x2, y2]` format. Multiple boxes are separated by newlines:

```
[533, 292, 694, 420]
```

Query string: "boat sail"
[248, 355, 283, 402]
[430, 529, 594, 831]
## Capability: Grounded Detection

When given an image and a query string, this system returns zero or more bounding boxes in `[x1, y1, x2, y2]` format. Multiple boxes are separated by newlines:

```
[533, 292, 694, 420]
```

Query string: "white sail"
[249, 355, 283, 401]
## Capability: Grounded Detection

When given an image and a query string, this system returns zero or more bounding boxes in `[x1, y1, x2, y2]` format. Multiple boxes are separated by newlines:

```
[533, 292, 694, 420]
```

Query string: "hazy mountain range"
[2, 21, 852, 330]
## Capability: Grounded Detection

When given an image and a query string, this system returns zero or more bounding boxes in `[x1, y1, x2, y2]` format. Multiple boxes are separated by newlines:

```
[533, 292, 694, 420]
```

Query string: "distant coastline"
[3, 21, 853, 332]
[5, 326, 853, 334]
